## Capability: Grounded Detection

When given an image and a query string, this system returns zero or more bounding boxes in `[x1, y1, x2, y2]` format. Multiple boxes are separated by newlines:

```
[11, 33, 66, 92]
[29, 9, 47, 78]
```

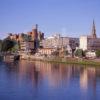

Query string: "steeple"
[91, 20, 97, 38]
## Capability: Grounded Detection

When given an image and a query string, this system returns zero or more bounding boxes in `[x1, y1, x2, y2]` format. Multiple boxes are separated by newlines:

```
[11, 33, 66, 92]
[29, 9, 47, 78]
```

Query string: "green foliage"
[1, 39, 16, 52]
[96, 50, 100, 57]
[64, 50, 68, 55]
[11, 44, 19, 52]
[75, 49, 84, 57]
[0, 40, 2, 52]
[21, 33, 29, 41]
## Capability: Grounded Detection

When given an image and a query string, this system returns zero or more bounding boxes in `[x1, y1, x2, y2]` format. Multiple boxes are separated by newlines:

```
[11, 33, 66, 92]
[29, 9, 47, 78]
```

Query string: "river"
[0, 60, 100, 100]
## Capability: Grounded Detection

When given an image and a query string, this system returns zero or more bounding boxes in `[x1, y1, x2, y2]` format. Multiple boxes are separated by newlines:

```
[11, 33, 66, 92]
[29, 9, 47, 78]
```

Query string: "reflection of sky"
[0, 61, 99, 100]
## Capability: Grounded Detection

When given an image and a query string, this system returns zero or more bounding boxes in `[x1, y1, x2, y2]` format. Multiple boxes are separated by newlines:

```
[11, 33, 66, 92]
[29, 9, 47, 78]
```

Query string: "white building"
[80, 36, 88, 51]
[86, 51, 96, 58]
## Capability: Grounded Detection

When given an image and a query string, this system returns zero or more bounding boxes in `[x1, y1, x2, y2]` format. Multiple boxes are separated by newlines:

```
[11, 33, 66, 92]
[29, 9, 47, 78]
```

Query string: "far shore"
[20, 56, 100, 66]
[1, 54, 100, 66]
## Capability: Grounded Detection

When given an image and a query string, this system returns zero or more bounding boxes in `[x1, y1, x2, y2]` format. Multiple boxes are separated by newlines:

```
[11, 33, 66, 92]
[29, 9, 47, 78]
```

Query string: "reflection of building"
[80, 67, 96, 92]
[80, 68, 88, 91]
[80, 20, 100, 51]
[9, 61, 97, 91]
[26, 61, 72, 88]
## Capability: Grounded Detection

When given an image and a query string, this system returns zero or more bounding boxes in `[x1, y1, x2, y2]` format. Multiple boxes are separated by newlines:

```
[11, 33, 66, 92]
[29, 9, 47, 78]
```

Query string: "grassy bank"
[29, 57, 100, 66]
[47, 60, 100, 66]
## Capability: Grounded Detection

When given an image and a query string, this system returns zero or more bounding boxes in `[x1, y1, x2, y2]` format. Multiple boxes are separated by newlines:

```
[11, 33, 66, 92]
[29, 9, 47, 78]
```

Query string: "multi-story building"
[8, 33, 19, 41]
[28, 24, 44, 41]
[8, 25, 44, 53]
[40, 34, 79, 54]
[38, 48, 56, 55]
[80, 20, 100, 51]
[20, 41, 35, 53]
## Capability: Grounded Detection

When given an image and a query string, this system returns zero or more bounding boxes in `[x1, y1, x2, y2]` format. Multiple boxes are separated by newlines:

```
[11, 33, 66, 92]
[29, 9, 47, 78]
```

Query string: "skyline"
[0, 0, 100, 39]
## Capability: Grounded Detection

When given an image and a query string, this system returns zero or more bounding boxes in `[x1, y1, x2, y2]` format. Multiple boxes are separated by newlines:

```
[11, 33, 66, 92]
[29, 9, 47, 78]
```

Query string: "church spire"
[91, 20, 97, 38]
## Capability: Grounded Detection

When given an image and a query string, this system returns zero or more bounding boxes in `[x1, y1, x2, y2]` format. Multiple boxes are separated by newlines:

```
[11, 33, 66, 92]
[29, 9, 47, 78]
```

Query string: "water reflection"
[4, 61, 97, 89]
[1, 61, 100, 100]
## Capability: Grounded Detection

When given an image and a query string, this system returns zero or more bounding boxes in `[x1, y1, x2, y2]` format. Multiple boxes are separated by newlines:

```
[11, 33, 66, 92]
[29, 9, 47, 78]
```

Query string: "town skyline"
[0, 0, 100, 39]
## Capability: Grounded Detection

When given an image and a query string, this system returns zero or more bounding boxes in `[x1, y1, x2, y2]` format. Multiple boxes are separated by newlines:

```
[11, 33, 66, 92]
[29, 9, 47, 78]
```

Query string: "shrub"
[96, 50, 100, 57]
[75, 49, 84, 58]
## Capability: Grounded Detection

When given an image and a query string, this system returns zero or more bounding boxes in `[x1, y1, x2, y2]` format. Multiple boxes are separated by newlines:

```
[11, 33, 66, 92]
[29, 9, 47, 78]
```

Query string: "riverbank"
[20, 55, 100, 66]
[0, 55, 20, 62]
[1, 54, 100, 66]
[42, 58, 100, 66]
[47, 59, 100, 66]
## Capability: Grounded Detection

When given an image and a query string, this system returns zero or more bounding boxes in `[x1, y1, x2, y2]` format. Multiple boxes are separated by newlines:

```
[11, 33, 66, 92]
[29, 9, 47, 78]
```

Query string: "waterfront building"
[28, 24, 44, 41]
[85, 51, 96, 58]
[8, 25, 44, 53]
[38, 48, 56, 55]
[8, 33, 19, 41]
[19, 41, 35, 53]
[40, 34, 79, 54]
[38, 31, 44, 41]
[80, 20, 100, 51]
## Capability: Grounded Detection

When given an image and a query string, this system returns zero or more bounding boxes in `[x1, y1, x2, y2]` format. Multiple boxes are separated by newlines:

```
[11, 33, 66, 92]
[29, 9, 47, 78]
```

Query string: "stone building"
[40, 34, 79, 54]
[38, 48, 56, 55]
[80, 20, 100, 51]
[20, 41, 35, 53]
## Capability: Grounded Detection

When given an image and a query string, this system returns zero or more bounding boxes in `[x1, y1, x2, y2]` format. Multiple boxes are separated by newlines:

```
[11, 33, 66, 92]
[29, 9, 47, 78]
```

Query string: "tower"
[32, 24, 38, 40]
[91, 20, 97, 38]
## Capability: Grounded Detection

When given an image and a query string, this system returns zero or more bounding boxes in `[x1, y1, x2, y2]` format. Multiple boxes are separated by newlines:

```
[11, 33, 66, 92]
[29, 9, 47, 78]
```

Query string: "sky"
[0, 0, 100, 39]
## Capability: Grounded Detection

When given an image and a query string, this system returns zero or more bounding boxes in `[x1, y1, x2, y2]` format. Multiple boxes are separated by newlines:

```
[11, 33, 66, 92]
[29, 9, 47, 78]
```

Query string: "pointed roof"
[91, 20, 97, 38]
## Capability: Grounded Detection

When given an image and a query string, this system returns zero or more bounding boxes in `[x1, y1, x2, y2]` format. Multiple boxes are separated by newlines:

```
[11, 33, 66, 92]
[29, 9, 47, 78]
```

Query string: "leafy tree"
[75, 49, 84, 58]
[11, 43, 19, 52]
[64, 50, 68, 55]
[96, 50, 100, 57]
[1, 39, 15, 52]
[21, 33, 29, 41]
[0, 40, 2, 52]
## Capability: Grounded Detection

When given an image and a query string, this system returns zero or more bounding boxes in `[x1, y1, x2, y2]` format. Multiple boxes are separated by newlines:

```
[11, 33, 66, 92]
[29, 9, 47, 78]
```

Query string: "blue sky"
[0, 0, 100, 39]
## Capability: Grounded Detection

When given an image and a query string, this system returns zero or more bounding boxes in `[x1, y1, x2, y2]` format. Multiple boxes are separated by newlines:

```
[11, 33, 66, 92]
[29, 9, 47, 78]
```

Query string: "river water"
[0, 61, 100, 100]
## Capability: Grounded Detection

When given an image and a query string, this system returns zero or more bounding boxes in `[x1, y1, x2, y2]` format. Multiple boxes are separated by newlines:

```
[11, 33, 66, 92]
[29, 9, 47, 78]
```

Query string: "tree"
[1, 39, 15, 52]
[75, 49, 84, 58]
[21, 33, 29, 41]
[64, 50, 68, 56]
[96, 50, 100, 58]
[0, 40, 2, 52]
[11, 43, 19, 52]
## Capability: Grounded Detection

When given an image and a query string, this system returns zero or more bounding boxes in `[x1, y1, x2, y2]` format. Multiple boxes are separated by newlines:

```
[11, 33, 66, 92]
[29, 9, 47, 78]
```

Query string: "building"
[38, 48, 56, 55]
[8, 24, 44, 53]
[8, 33, 19, 41]
[80, 20, 100, 51]
[85, 51, 96, 58]
[41, 34, 79, 54]
[20, 41, 35, 53]
[28, 24, 44, 41]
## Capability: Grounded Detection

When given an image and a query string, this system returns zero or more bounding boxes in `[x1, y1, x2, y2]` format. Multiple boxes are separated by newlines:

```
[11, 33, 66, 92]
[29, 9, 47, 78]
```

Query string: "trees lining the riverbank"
[0, 38, 19, 53]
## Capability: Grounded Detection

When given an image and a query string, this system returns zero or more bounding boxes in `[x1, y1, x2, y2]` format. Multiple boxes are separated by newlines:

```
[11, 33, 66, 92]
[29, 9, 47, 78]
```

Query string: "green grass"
[43, 58, 100, 66]
[21, 56, 100, 66]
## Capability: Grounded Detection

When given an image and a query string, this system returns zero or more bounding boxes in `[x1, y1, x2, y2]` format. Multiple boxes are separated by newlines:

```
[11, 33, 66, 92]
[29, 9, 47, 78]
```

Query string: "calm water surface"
[0, 61, 100, 100]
